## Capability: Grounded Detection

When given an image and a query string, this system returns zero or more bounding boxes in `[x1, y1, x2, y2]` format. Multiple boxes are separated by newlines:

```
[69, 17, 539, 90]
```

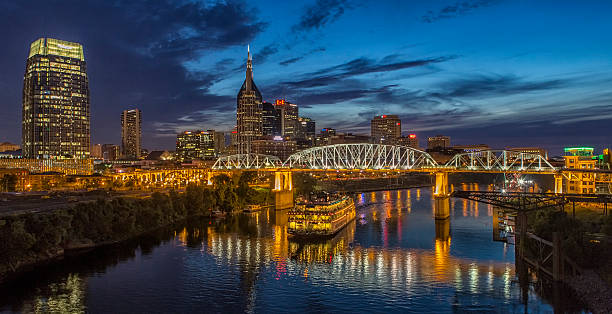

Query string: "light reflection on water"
[0, 188, 583, 313]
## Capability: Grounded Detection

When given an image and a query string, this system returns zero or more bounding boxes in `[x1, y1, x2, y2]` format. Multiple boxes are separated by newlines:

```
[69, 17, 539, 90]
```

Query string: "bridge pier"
[274, 171, 293, 210]
[433, 172, 449, 197]
[433, 172, 450, 219]
[554, 174, 563, 194]
[434, 197, 450, 219]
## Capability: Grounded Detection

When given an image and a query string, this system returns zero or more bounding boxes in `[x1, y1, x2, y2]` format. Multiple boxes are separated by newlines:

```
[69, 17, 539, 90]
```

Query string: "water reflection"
[0, 188, 586, 313]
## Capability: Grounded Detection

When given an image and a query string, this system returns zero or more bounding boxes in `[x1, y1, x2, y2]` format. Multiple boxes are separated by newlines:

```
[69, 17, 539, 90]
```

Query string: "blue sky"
[0, 0, 611, 154]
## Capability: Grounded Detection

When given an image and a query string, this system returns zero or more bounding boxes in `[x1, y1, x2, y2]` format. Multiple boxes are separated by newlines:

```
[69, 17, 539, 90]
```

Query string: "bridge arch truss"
[283, 143, 438, 170]
[444, 150, 556, 172]
[212, 154, 283, 170]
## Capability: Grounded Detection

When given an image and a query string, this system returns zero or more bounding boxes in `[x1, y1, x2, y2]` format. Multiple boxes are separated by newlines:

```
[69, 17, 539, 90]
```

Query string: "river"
[0, 187, 586, 313]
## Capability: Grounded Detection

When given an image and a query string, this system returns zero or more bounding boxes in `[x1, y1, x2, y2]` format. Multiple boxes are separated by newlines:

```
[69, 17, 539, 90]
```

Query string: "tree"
[293, 172, 317, 197]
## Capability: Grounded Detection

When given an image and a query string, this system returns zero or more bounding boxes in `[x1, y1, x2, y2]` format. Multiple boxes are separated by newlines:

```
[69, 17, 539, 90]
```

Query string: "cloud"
[422, 0, 498, 23]
[292, 0, 354, 32]
[279, 57, 303, 66]
[260, 54, 455, 111]
[279, 47, 326, 66]
[437, 74, 568, 98]
[254, 45, 279, 65]
[269, 55, 454, 95]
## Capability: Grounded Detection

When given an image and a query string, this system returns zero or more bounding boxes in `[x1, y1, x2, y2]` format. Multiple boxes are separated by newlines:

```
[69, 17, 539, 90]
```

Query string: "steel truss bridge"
[212, 143, 556, 173]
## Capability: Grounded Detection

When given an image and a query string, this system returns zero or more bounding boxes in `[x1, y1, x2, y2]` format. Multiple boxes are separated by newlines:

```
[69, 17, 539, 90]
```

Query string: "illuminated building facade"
[371, 115, 401, 144]
[298, 117, 316, 142]
[0, 158, 93, 175]
[506, 147, 548, 159]
[262, 101, 282, 136]
[316, 128, 336, 146]
[91, 144, 102, 159]
[236, 47, 263, 153]
[176, 130, 216, 161]
[274, 99, 299, 138]
[22, 38, 90, 159]
[563, 147, 597, 194]
[101, 144, 120, 161]
[427, 135, 451, 149]
[0, 142, 20, 152]
[121, 109, 141, 159]
[452, 144, 490, 153]
[214, 131, 226, 154]
[251, 138, 296, 160]
[329, 133, 370, 145]
[395, 134, 419, 149]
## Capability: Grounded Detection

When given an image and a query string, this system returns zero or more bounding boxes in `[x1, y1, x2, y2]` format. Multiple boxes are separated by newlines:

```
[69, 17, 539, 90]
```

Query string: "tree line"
[0, 171, 270, 282]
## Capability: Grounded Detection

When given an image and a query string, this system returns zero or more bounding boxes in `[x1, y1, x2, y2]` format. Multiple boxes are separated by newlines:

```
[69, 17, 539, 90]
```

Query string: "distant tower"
[236, 46, 263, 153]
[121, 109, 142, 159]
[22, 38, 90, 159]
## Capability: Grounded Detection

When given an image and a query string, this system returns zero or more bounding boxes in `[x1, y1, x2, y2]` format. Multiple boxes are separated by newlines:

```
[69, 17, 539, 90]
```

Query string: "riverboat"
[288, 192, 356, 238]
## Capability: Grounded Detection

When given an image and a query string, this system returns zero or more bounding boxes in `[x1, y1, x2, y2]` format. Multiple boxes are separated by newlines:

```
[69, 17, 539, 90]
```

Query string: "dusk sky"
[1, 0, 611, 155]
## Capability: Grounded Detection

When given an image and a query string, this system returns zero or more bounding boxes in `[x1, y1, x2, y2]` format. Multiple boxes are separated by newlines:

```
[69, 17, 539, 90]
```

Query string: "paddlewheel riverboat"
[288, 192, 356, 238]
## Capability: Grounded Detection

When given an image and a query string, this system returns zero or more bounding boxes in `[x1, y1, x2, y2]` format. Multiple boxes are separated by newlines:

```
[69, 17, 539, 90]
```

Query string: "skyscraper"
[298, 117, 315, 140]
[101, 144, 120, 161]
[371, 115, 401, 144]
[121, 109, 141, 159]
[176, 130, 216, 161]
[236, 46, 263, 153]
[274, 99, 299, 138]
[22, 38, 90, 159]
[262, 101, 282, 137]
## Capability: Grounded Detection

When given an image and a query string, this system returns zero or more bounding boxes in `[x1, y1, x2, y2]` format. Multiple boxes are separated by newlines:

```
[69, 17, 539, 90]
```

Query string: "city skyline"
[0, 1, 611, 154]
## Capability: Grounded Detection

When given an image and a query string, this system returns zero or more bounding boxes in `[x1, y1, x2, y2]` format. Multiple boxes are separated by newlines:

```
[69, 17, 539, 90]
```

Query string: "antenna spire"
[247, 44, 251, 60]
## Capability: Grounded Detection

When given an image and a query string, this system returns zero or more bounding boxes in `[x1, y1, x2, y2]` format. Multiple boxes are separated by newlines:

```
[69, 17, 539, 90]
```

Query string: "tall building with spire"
[236, 46, 263, 153]
[22, 38, 90, 159]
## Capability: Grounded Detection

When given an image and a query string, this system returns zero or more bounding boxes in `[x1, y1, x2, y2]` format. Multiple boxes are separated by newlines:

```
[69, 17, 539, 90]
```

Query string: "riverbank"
[524, 205, 612, 313]
[0, 175, 270, 284]
[568, 270, 612, 313]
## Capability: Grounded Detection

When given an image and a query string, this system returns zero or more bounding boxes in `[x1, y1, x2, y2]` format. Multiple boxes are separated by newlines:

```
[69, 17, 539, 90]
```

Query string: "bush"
[0, 178, 267, 276]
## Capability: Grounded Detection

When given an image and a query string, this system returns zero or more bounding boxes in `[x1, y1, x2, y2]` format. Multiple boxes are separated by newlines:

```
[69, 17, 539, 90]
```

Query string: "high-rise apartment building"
[427, 135, 451, 149]
[371, 115, 401, 144]
[396, 134, 419, 149]
[101, 144, 120, 161]
[176, 130, 216, 161]
[121, 109, 141, 159]
[22, 38, 90, 159]
[262, 101, 282, 137]
[214, 131, 226, 154]
[298, 117, 316, 142]
[91, 144, 102, 159]
[236, 47, 263, 153]
[274, 99, 299, 138]
[316, 128, 336, 146]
